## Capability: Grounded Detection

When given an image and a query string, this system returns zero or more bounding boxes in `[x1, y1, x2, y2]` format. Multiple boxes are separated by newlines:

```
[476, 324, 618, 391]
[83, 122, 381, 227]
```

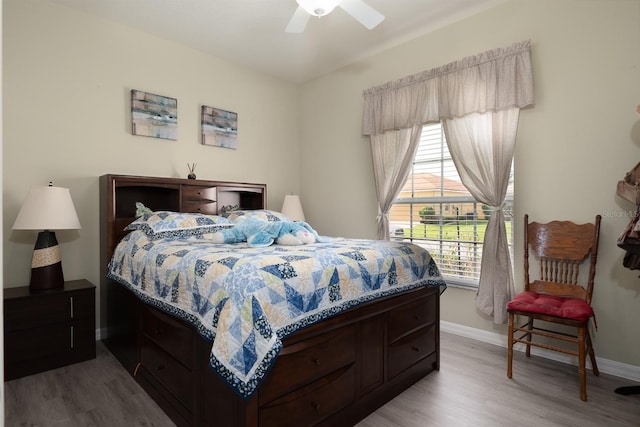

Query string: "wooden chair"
[507, 214, 601, 401]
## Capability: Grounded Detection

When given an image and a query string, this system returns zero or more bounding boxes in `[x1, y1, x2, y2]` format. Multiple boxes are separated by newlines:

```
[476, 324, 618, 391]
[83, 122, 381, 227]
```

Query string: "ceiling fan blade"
[285, 6, 311, 33]
[339, 0, 385, 29]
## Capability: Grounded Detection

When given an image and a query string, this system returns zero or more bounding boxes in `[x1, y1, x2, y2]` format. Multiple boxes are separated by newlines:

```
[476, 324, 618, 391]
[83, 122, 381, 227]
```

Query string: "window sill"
[442, 277, 478, 291]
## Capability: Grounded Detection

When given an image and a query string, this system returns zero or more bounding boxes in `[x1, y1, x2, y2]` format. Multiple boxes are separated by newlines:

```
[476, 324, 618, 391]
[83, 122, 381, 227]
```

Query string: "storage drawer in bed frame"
[105, 283, 439, 427]
[259, 364, 356, 427]
[387, 294, 438, 379]
[137, 305, 198, 425]
[259, 323, 357, 403]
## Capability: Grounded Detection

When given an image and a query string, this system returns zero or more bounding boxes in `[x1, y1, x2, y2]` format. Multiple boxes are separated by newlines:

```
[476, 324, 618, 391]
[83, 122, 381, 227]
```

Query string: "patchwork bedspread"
[107, 230, 446, 398]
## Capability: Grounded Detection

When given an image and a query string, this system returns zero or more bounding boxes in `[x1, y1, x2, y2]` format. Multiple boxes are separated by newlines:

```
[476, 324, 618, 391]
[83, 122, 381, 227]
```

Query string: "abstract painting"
[201, 105, 238, 149]
[131, 90, 177, 140]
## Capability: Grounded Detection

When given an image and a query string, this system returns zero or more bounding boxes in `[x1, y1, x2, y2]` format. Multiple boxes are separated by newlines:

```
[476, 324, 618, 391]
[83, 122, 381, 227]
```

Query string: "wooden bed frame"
[99, 174, 440, 427]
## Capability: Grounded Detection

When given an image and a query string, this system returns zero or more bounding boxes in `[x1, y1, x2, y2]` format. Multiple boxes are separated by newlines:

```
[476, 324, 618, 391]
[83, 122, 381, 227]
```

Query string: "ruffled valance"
[362, 40, 535, 136]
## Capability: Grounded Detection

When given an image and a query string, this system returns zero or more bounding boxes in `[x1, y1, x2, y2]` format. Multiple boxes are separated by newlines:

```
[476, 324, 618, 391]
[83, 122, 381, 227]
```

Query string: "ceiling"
[49, 0, 504, 83]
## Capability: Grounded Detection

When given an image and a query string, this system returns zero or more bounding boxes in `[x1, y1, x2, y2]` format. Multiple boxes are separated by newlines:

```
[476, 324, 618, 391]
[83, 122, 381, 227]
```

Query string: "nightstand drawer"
[4, 290, 94, 333]
[5, 319, 94, 363]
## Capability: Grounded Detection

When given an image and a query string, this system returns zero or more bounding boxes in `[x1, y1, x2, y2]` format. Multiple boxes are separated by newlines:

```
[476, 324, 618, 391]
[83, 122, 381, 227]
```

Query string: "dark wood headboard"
[99, 174, 266, 265]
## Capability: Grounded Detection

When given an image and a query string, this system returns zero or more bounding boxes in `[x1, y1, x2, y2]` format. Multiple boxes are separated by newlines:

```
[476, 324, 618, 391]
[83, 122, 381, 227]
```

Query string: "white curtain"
[443, 109, 519, 323]
[362, 41, 534, 323]
[370, 125, 423, 239]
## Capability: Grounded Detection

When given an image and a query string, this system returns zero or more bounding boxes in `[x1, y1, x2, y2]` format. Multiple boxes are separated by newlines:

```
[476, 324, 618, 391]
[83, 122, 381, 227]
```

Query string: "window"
[389, 123, 514, 289]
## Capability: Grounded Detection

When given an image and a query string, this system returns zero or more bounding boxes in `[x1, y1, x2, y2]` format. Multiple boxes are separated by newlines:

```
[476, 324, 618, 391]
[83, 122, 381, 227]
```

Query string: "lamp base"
[30, 231, 65, 291]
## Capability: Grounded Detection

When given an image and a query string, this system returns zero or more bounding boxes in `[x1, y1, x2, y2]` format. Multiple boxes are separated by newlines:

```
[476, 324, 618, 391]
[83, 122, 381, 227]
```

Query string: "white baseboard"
[96, 328, 107, 341]
[441, 320, 640, 383]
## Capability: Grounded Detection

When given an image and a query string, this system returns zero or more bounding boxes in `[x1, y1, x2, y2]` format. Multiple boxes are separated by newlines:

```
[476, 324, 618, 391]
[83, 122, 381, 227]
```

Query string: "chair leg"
[587, 330, 599, 376]
[578, 327, 587, 401]
[525, 317, 534, 357]
[507, 313, 514, 378]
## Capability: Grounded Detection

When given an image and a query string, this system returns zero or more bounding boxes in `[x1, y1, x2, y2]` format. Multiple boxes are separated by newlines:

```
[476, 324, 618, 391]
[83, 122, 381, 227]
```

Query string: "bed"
[100, 174, 446, 427]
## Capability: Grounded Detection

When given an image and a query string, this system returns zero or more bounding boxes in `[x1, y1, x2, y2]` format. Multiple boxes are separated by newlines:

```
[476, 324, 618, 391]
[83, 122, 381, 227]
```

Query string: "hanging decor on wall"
[201, 105, 238, 149]
[131, 89, 178, 140]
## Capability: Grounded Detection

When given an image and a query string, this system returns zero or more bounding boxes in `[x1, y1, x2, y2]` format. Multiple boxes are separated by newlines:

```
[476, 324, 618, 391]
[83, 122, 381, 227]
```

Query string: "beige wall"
[300, 0, 640, 367]
[2, 0, 301, 328]
[4, 0, 640, 371]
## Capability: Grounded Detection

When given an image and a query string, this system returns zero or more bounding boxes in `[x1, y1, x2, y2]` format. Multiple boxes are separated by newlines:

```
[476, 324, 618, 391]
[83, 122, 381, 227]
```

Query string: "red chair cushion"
[506, 291, 594, 321]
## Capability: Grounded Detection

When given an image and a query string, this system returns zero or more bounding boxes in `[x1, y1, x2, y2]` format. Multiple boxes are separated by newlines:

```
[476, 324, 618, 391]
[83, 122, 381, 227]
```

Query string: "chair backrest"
[524, 214, 601, 304]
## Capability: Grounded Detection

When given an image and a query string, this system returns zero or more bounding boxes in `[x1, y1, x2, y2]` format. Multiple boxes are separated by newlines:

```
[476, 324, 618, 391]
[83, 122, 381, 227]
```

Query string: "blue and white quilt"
[107, 230, 446, 398]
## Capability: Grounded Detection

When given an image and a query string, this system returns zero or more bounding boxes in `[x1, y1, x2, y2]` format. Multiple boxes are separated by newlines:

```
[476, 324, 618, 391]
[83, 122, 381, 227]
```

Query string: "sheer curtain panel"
[362, 41, 534, 323]
[443, 109, 519, 323]
[370, 125, 422, 240]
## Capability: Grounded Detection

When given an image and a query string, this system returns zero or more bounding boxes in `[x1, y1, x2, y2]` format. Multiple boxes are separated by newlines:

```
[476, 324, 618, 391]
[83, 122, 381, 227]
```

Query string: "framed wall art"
[131, 89, 177, 140]
[201, 105, 238, 149]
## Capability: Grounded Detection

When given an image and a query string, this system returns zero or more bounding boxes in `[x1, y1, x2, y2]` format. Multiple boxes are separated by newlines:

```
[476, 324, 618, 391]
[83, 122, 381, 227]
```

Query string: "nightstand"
[4, 279, 96, 380]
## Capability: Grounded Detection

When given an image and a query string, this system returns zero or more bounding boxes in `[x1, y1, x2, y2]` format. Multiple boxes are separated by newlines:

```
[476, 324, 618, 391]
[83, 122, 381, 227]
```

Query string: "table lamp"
[281, 194, 305, 222]
[12, 183, 82, 291]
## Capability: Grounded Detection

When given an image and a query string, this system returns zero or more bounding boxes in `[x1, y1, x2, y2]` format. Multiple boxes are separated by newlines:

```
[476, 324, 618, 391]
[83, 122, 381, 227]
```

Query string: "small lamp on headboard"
[12, 182, 82, 291]
[281, 194, 305, 222]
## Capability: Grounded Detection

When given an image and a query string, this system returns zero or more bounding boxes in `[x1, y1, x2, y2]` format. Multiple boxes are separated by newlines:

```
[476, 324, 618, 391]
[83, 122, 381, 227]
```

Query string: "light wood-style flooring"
[5, 332, 640, 426]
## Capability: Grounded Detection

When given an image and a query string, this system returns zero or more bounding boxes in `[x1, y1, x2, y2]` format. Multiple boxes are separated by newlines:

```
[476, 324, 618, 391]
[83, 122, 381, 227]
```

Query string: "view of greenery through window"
[389, 123, 513, 287]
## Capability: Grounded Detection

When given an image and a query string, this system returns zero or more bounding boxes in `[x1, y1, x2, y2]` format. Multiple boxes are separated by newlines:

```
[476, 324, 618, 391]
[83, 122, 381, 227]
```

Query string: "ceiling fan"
[285, 0, 385, 33]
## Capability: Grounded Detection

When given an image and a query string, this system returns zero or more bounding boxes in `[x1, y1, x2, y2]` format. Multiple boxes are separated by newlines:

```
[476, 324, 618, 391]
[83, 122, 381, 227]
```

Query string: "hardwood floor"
[358, 333, 640, 427]
[5, 332, 640, 426]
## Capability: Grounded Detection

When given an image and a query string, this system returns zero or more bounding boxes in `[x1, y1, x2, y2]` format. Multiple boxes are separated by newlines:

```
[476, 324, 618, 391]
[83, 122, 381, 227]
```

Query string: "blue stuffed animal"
[211, 216, 325, 247]
[275, 221, 319, 246]
[210, 224, 247, 245]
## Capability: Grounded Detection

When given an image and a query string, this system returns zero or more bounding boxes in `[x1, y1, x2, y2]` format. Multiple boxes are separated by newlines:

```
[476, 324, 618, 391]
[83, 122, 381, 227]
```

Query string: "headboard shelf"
[114, 185, 181, 217]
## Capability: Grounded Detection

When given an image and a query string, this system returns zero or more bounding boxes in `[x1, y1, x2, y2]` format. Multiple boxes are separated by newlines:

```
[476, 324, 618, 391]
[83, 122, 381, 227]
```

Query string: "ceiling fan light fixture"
[296, 0, 340, 17]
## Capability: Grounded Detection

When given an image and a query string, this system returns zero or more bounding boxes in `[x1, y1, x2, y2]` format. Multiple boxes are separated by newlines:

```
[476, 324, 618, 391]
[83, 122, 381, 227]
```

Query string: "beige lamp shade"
[281, 194, 305, 222]
[13, 185, 81, 230]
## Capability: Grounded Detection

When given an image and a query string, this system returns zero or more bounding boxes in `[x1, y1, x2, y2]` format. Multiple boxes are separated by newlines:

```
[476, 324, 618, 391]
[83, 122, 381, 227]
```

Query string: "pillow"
[125, 211, 234, 239]
[222, 209, 291, 223]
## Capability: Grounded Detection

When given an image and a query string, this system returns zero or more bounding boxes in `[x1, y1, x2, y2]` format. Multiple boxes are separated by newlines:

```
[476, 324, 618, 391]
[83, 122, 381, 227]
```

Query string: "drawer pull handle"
[412, 346, 420, 352]
[153, 328, 164, 336]
[156, 365, 165, 372]
[413, 315, 421, 321]
[312, 403, 321, 412]
[313, 358, 321, 366]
